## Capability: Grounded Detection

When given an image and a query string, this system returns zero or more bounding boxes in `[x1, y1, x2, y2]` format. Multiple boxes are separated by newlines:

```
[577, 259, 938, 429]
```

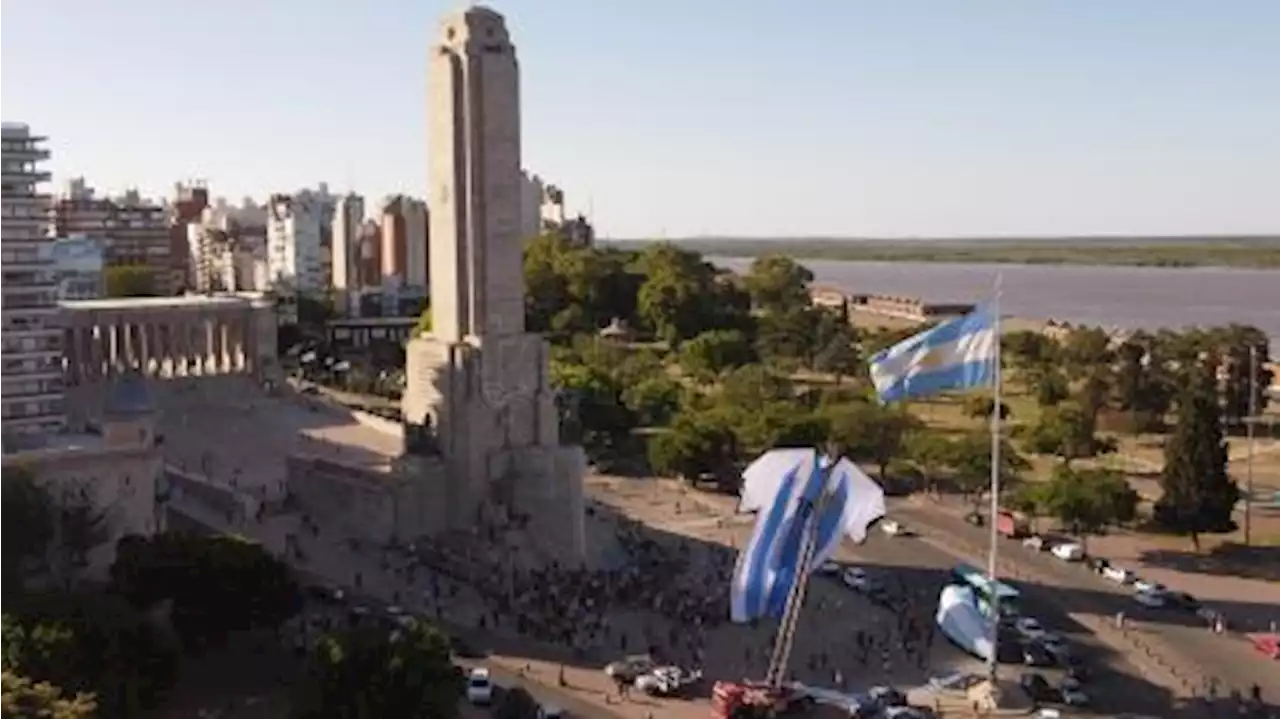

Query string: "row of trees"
[526, 235, 1261, 550]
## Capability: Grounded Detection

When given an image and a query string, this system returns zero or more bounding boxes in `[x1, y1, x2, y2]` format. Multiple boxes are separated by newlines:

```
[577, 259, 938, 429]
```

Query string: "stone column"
[139, 319, 153, 376]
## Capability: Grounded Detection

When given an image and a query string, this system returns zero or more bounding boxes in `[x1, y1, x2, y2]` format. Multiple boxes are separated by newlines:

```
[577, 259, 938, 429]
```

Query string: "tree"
[1110, 331, 1172, 431]
[1, 468, 55, 590]
[621, 374, 682, 427]
[110, 532, 299, 649]
[632, 243, 722, 345]
[1003, 482, 1050, 532]
[755, 307, 820, 370]
[826, 402, 921, 481]
[1, 671, 97, 719]
[679, 329, 756, 380]
[742, 254, 813, 314]
[1154, 365, 1239, 551]
[1023, 402, 1115, 465]
[1040, 466, 1139, 553]
[948, 432, 1030, 508]
[812, 320, 863, 384]
[648, 410, 739, 489]
[48, 483, 110, 583]
[1214, 325, 1274, 425]
[3, 590, 180, 717]
[1059, 326, 1114, 380]
[905, 433, 956, 495]
[414, 304, 432, 336]
[103, 265, 158, 298]
[1003, 330, 1060, 378]
[1029, 368, 1071, 408]
[961, 394, 1011, 421]
[291, 621, 463, 719]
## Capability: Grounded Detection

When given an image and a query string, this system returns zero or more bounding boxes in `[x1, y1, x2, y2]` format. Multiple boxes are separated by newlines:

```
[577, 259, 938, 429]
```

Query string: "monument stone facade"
[401, 5, 585, 558]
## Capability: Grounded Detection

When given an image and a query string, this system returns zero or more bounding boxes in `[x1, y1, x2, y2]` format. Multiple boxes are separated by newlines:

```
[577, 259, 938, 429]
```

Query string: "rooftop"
[61, 293, 269, 312]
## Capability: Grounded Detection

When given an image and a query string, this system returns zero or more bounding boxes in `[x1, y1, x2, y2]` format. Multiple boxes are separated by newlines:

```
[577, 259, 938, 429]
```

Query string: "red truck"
[995, 511, 1030, 539]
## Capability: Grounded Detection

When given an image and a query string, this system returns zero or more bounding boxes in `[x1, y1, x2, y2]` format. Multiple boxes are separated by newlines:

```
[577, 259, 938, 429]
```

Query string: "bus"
[950, 563, 1020, 618]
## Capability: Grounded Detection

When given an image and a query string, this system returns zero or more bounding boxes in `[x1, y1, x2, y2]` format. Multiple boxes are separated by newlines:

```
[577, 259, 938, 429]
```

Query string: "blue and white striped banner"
[730, 448, 886, 624]
[868, 307, 997, 403]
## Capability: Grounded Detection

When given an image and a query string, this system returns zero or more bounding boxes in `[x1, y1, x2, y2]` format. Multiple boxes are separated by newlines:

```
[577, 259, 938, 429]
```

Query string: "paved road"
[891, 499, 1280, 707]
[828, 513, 1180, 718]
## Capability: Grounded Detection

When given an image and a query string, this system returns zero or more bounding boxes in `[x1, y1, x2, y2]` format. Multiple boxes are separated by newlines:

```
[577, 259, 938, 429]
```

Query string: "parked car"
[466, 667, 493, 705]
[604, 654, 656, 682]
[1015, 617, 1052, 641]
[1165, 591, 1201, 612]
[818, 560, 842, 575]
[1133, 578, 1166, 594]
[882, 707, 934, 719]
[1021, 641, 1055, 667]
[1050, 542, 1084, 562]
[1087, 556, 1110, 573]
[868, 685, 909, 709]
[1134, 589, 1166, 608]
[1102, 565, 1135, 584]
[842, 567, 871, 591]
[881, 520, 908, 537]
[1019, 673, 1056, 702]
[635, 666, 702, 696]
[536, 705, 565, 719]
[1058, 677, 1090, 706]
[1023, 535, 1047, 551]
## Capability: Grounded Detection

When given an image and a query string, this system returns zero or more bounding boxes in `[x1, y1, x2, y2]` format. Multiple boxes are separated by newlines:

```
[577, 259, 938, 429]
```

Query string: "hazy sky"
[4, 0, 1278, 238]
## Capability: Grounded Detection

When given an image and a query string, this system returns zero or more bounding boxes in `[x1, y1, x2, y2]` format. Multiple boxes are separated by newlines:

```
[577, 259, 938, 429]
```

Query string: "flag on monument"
[730, 448, 886, 624]
[868, 307, 997, 404]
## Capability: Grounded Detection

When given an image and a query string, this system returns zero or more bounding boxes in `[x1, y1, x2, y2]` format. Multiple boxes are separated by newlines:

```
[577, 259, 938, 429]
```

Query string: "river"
[713, 258, 1280, 350]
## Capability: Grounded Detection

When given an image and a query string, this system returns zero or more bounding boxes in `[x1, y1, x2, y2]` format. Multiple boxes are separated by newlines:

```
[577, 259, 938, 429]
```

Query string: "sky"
[4, 0, 1279, 239]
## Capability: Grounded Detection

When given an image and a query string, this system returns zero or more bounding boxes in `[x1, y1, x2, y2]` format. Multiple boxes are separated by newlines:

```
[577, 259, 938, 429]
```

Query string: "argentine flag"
[730, 448, 886, 624]
[868, 307, 997, 403]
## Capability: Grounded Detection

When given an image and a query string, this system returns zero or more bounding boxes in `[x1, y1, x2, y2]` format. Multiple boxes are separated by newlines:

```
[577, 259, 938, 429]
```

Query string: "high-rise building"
[170, 181, 209, 291]
[331, 193, 365, 292]
[1, 122, 66, 436]
[379, 194, 428, 288]
[51, 180, 177, 294]
[265, 190, 331, 298]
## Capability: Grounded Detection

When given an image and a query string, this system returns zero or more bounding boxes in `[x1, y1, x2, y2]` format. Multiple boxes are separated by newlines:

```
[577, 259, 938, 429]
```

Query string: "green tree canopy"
[1040, 466, 1139, 551]
[742, 254, 814, 314]
[1154, 365, 1239, 551]
[1023, 402, 1116, 465]
[1, 671, 97, 719]
[826, 401, 921, 481]
[103, 265, 158, 298]
[109, 532, 299, 649]
[1, 468, 54, 591]
[291, 620, 463, 719]
[679, 329, 757, 380]
[647, 409, 739, 489]
[948, 431, 1030, 507]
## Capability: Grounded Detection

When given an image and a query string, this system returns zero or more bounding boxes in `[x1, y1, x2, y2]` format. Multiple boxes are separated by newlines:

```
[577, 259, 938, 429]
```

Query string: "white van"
[1050, 543, 1084, 562]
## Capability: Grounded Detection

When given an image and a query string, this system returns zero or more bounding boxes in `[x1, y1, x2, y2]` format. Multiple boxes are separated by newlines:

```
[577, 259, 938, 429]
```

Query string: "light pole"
[1244, 344, 1258, 546]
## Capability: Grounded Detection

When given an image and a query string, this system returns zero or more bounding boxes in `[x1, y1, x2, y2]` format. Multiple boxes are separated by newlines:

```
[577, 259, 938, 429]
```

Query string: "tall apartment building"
[379, 194, 428, 288]
[266, 189, 332, 300]
[1, 122, 66, 437]
[51, 179, 176, 295]
[170, 181, 209, 291]
[331, 193, 365, 292]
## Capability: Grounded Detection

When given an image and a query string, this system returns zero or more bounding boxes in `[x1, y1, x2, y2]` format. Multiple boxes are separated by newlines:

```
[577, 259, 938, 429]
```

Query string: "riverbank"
[609, 238, 1280, 269]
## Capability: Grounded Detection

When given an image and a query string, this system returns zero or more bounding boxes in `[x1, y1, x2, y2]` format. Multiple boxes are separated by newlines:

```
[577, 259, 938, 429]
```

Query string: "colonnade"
[62, 301, 275, 385]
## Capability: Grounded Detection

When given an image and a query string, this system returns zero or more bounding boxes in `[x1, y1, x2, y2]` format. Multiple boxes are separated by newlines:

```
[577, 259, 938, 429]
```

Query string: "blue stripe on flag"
[868, 307, 994, 367]
[813, 470, 851, 567]
[877, 358, 994, 403]
[764, 457, 828, 617]
[742, 465, 801, 619]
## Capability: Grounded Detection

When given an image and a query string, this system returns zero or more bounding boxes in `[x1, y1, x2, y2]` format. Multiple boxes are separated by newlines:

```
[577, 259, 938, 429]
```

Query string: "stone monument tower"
[402, 5, 584, 557]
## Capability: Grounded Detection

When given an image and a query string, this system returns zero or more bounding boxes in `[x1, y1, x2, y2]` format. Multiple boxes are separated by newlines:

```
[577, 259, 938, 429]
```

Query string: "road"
[891, 499, 1280, 706]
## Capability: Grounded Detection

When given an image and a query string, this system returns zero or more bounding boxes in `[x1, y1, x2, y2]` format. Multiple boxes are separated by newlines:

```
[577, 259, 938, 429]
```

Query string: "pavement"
[891, 496, 1280, 706]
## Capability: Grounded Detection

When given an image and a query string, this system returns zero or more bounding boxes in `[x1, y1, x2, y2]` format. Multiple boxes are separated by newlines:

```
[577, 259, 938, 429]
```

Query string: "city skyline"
[3, 0, 1279, 238]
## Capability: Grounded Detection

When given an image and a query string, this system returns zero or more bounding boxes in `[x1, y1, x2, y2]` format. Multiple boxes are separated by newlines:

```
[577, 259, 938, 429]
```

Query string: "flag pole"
[986, 274, 1004, 688]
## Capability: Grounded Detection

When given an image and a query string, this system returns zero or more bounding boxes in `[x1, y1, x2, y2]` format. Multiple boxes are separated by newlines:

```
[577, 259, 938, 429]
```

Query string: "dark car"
[996, 639, 1026, 665]
[1022, 641, 1055, 667]
[1087, 556, 1110, 573]
[1165, 591, 1201, 612]
[868, 685, 909, 709]
[1019, 672, 1056, 702]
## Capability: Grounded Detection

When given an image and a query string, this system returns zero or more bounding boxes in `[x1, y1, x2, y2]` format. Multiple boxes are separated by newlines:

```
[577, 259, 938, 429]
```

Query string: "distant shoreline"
[604, 237, 1280, 269]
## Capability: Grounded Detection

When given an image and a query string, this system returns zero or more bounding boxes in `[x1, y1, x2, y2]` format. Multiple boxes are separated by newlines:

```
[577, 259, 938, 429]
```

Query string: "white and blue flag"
[730, 448, 886, 624]
[868, 307, 997, 403]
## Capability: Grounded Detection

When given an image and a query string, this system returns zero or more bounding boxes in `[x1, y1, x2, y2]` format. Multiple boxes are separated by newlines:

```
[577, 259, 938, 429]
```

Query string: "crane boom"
[762, 455, 836, 689]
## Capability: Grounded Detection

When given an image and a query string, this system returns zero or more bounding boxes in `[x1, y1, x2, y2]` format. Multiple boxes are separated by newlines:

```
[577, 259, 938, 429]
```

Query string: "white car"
[1134, 589, 1166, 608]
[1059, 677, 1089, 706]
[1050, 543, 1083, 562]
[841, 567, 870, 591]
[635, 666, 701, 696]
[1022, 536, 1046, 551]
[880, 520, 906, 536]
[1133, 579, 1166, 594]
[1102, 565, 1135, 584]
[466, 667, 493, 705]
